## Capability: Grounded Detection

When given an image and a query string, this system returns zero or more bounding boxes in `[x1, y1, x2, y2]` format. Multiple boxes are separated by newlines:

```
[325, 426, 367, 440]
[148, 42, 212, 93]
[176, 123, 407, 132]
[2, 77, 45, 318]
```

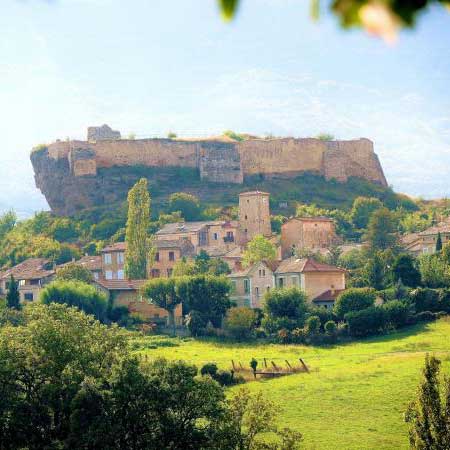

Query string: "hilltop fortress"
[31, 125, 387, 216]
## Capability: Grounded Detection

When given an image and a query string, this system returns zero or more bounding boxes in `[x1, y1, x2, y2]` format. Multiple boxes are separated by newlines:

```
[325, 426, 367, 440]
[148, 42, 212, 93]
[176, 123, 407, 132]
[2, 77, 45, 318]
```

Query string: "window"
[169, 251, 175, 261]
[291, 276, 298, 286]
[151, 269, 160, 278]
[245, 215, 248, 220]
[244, 279, 250, 294]
[167, 268, 173, 277]
[24, 293, 33, 301]
[263, 269, 266, 276]
[19, 280, 25, 286]
[105, 270, 113, 280]
[267, 286, 270, 292]
[93, 272, 99, 280]
[155, 252, 160, 262]
[104, 253, 112, 264]
[213, 232, 218, 240]
[30, 279, 40, 285]
[117, 252, 125, 264]
[231, 280, 237, 293]
[255, 286, 259, 297]
[117, 270, 124, 280]
[259, 269, 262, 277]
[278, 277, 284, 288]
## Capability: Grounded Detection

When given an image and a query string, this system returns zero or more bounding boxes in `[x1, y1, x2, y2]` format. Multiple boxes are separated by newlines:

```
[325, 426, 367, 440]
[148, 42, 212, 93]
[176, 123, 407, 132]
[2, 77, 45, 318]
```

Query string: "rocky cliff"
[31, 131, 387, 216]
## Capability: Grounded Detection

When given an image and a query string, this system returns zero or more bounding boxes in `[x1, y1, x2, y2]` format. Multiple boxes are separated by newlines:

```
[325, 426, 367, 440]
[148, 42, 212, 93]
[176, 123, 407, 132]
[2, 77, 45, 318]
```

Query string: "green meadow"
[133, 318, 450, 450]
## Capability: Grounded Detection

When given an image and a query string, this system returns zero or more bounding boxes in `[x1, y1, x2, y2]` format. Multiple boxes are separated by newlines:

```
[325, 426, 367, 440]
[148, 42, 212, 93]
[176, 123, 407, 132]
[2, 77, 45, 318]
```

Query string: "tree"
[436, 231, 443, 252]
[316, 133, 334, 141]
[224, 306, 256, 340]
[142, 277, 183, 335]
[0, 210, 16, 241]
[350, 196, 383, 229]
[56, 262, 93, 283]
[6, 275, 20, 310]
[334, 287, 376, 319]
[345, 306, 387, 337]
[418, 255, 449, 288]
[364, 207, 398, 252]
[262, 287, 309, 332]
[242, 234, 277, 267]
[405, 355, 450, 449]
[125, 178, 151, 279]
[392, 253, 421, 287]
[364, 251, 386, 290]
[40, 280, 108, 322]
[168, 192, 202, 221]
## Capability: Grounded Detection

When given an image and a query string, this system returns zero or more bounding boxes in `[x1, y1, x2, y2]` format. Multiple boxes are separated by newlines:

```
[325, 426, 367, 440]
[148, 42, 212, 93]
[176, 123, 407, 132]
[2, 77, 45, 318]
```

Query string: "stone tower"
[238, 191, 271, 242]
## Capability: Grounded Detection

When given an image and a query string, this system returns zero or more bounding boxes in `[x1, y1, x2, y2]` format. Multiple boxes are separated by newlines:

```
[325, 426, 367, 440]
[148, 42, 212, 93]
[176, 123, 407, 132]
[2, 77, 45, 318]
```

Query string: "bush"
[277, 328, 291, 344]
[324, 320, 337, 335]
[408, 288, 449, 313]
[108, 306, 129, 323]
[414, 311, 436, 322]
[261, 316, 299, 334]
[382, 300, 411, 328]
[305, 315, 321, 335]
[224, 306, 256, 340]
[334, 288, 376, 319]
[40, 280, 108, 322]
[201, 363, 218, 377]
[345, 306, 387, 337]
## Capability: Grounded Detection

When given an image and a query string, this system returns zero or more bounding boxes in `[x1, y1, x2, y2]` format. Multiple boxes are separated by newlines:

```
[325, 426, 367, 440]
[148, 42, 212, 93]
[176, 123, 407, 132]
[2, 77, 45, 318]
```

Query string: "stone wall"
[199, 142, 243, 183]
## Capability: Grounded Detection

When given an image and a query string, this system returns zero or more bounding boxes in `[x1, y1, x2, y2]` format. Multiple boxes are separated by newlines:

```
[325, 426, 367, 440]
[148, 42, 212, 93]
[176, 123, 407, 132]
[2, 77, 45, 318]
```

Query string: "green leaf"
[219, 0, 239, 21]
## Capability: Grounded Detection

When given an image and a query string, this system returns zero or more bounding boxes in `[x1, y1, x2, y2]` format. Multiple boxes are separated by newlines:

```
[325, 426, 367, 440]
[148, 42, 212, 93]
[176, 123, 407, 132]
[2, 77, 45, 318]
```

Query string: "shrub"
[201, 363, 218, 377]
[345, 306, 387, 337]
[334, 288, 376, 319]
[224, 307, 256, 340]
[382, 300, 411, 328]
[409, 288, 444, 313]
[291, 327, 306, 344]
[277, 328, 291, 344]
[305, 315, 321, 335]
[108, 305, 130, 323]
[414, 311, 436, 322]
[324, 320, 337, 335]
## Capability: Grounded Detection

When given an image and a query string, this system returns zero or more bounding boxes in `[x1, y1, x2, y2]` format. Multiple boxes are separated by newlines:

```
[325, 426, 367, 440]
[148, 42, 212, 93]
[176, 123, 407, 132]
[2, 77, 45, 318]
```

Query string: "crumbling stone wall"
[199, 142, 243, 183]
[69, 148, 97, 177]
[87, 124, 121, 141]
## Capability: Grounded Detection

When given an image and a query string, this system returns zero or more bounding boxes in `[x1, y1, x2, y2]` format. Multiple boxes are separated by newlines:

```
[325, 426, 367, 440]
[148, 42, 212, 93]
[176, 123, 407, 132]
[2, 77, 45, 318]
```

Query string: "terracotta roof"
[102, 242, 127, 252]
[275, 257, 345, 274]
[0, 258, 55, 281]
[401, 233, 420, 246]
[59, 255, 102, 271]
[287, 216, 334, 223]
[154, 239, 195, 257]
[313, 289, 345, 302]
[95, 279, 146, 291]
[156, 222, 209, 235]
[418, 222, 450, 236]
[229, 261, 273, 278]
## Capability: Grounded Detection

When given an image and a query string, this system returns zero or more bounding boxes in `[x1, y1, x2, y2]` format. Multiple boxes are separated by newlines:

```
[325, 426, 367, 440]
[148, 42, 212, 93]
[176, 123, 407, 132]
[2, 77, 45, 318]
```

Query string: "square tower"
[239, 191, 271, 241]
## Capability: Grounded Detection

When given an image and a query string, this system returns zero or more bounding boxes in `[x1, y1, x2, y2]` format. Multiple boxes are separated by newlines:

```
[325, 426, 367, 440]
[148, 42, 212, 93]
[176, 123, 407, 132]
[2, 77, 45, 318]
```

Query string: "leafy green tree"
[345, 306, 387, 337]
[418, 255, 449, 288]
[350, 196, 383, 229]
[242, 234, 277, 267]
[334, 288, 376, 319]
[392, 253, 421, 287]
[305, 315, 321, 336]
[142, 277, 183, 335]
[364, 251, 386, 290]
[40, 280, 108, 322]
[0, 210, 16, 241]
[6, 275, 20, 310]
[176, 275, 232, 327]
[224, 306, 256, 340]
[56, 262, 93, 283]
[168, 192, 202, 221]
[436, 231, 443, 252]
[405, 355, 450, 450]
[125, 178, 151, 279]
[364, 207, 398, 252]
[185, 310, 207, 337]
[442, 242, 450, 265]
[262, 287, 309, 332]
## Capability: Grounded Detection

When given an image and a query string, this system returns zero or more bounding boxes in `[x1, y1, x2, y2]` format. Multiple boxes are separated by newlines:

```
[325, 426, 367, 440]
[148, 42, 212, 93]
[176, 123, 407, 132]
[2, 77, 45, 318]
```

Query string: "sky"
[1, 0, 449, 217]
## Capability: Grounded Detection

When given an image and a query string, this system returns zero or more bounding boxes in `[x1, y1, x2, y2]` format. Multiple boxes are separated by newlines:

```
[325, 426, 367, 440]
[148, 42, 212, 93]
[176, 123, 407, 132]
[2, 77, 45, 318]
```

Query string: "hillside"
[133, 318, 450, 450]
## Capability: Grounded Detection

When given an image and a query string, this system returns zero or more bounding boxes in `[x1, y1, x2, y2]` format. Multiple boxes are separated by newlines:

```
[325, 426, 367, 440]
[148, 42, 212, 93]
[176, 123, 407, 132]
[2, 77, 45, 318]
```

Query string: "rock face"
[30, 131, 387, 216]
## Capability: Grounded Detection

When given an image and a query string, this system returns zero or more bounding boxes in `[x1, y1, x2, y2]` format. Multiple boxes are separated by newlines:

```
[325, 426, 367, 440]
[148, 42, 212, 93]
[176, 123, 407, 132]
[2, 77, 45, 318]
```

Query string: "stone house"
[281, 217, 337, 258]
[238, 191, 271, 244]
[150, 239, 195, 278]
[0, 258, 55, 302]
[101, 242, 126, 280]
[401, 220, 450, 256]
[228, 261, 275, 308]
[94, 278, 182, 324]
[274, 257, 346, 307]
[59, 255, 103, 281]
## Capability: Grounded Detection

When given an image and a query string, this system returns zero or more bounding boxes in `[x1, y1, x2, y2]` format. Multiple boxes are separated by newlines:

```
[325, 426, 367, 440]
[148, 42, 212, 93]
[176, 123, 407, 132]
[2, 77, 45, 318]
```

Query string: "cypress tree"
[435, 232, 443, 252]
[6, 275, 20, 310]
[124, 178, 151, 279]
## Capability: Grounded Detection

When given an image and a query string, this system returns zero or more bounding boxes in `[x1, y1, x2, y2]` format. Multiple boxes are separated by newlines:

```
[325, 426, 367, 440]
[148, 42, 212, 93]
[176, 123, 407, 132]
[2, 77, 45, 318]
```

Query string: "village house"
[238, 191, 271, 244]
[274, 257, 346, 308]
[281, 217, 338, 258]
[0, 258, 55, 302]
[401, 219, 450, 255]
[59, 255, 103, 281]
[228, 261, 275, 308]
[150, 238, 195, 278]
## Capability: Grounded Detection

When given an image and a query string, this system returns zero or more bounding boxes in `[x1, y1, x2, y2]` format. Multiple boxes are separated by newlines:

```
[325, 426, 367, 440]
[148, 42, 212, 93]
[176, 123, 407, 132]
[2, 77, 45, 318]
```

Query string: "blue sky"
[1, 0, 449, 216]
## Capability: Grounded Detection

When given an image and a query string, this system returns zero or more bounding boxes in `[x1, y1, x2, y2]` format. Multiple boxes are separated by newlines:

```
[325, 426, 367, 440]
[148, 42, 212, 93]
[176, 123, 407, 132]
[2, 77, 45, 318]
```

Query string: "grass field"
[132, 319, 450, 450]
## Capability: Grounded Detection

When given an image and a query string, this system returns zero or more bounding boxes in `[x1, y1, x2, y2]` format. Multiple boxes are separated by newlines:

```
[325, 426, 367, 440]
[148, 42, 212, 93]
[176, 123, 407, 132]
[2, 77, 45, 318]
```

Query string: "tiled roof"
[275, 257, 345, 274]
[102, 242, 127, 252]
[0, 258, 55, 280]
[400, 233, 420, 246]
[58, 255, 102, 271]
[222, 246, 243, 258]
[418, 222, 450, 236]
[154, 239, 188, 249]
[289, 216, 334, 223]
[239, 191, 270, 196]
[313, 289, 345, 302]
[156, 222, 209, 235]
[95, 279, 147, 291]
[229, 261, 273, 278]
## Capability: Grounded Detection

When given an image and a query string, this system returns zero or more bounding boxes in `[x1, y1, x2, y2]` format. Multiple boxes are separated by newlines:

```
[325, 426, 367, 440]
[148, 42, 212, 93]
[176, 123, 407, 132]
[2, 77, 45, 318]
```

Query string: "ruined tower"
[238, 191, 271, 242]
